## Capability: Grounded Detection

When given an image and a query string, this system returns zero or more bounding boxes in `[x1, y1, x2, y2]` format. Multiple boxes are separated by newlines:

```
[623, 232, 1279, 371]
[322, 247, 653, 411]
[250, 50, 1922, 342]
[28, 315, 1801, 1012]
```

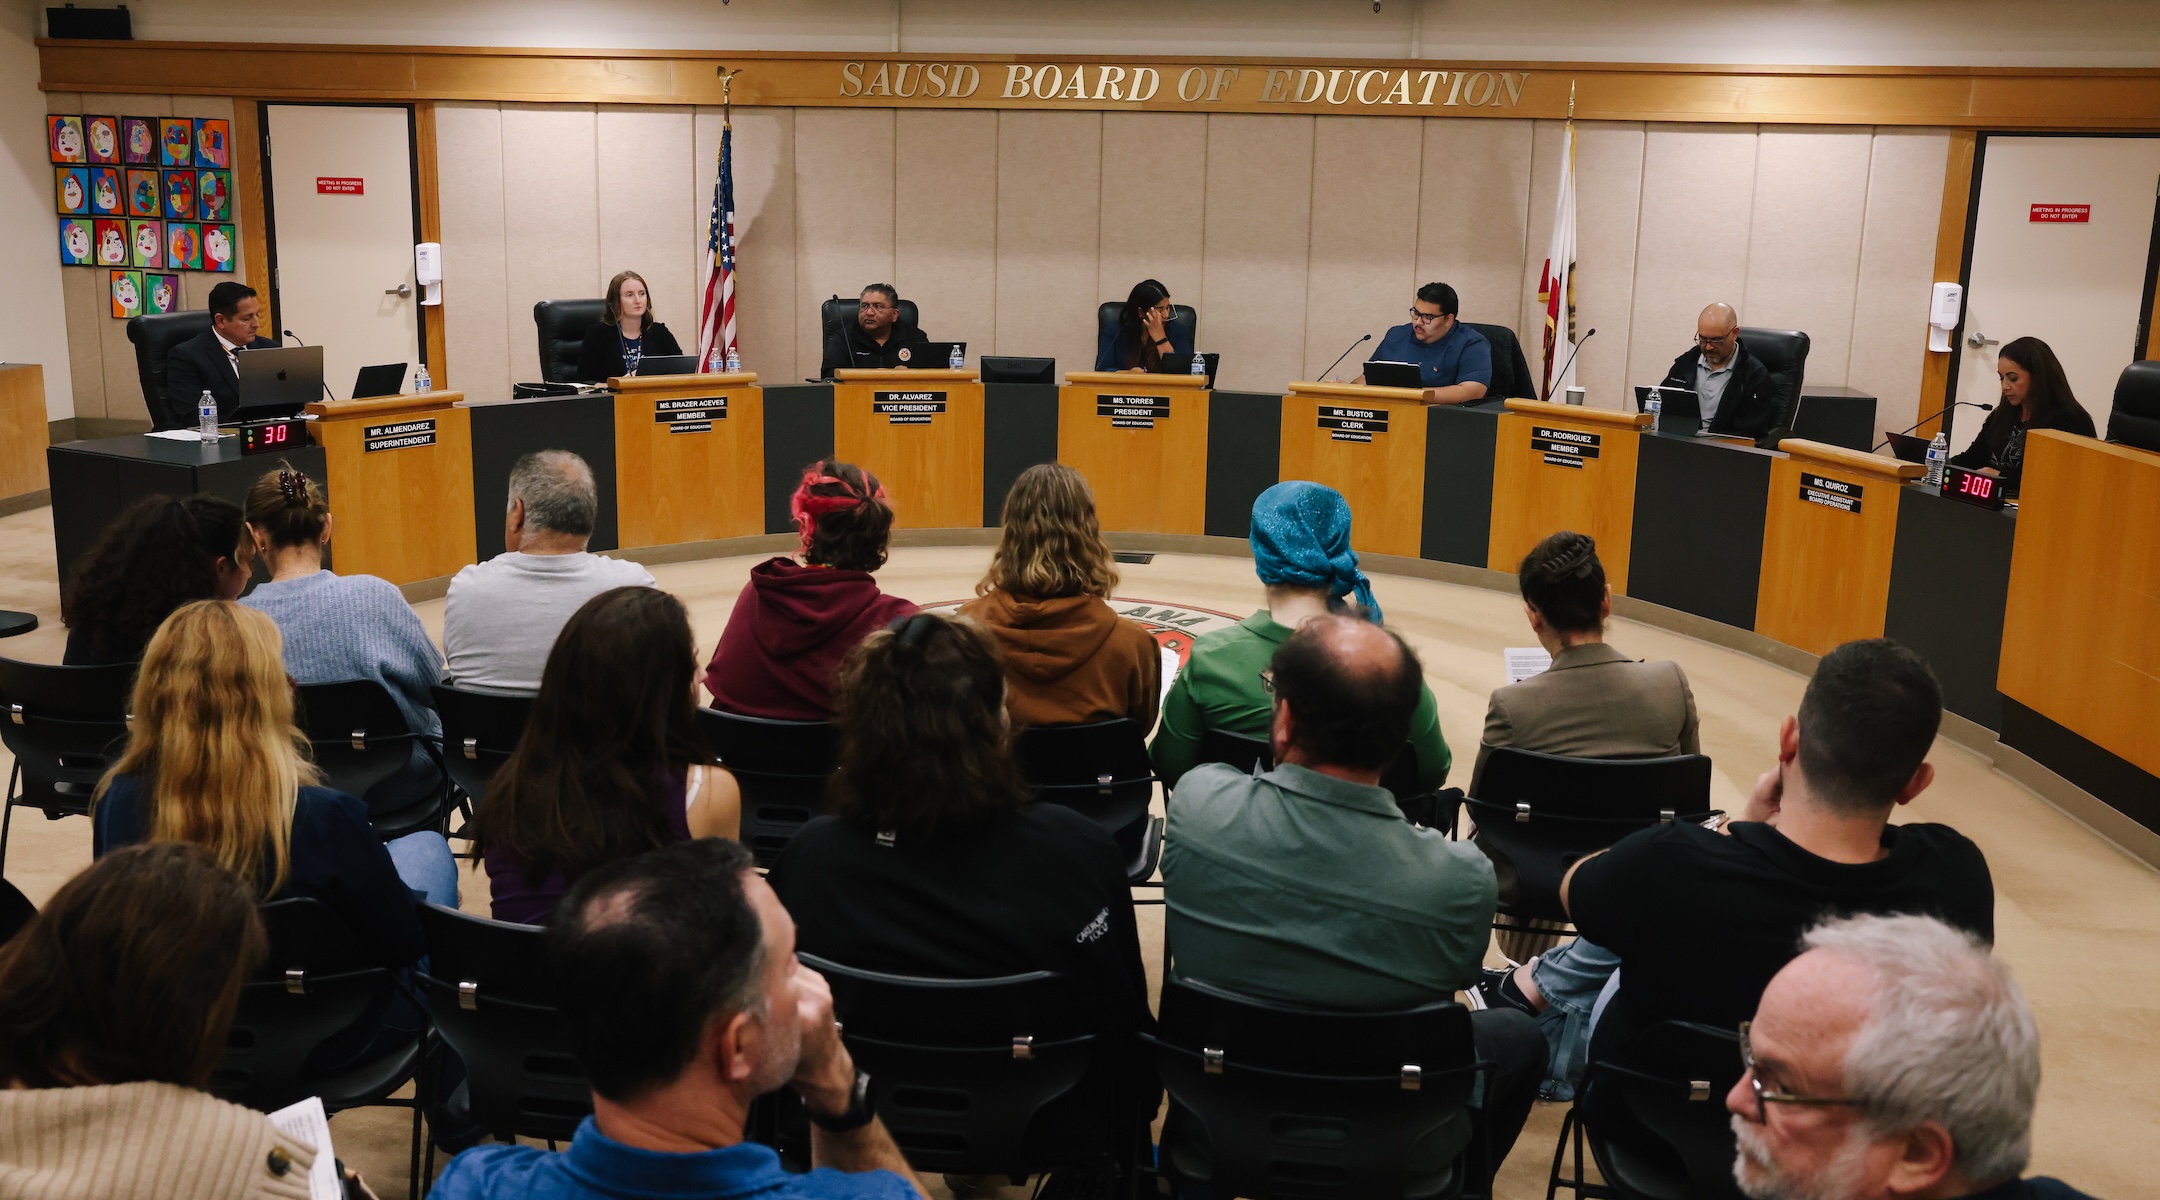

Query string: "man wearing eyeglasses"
[1360, 282, 1493, 405]
[1655, 302, 1783, 435]
[819, 284, 930, 378]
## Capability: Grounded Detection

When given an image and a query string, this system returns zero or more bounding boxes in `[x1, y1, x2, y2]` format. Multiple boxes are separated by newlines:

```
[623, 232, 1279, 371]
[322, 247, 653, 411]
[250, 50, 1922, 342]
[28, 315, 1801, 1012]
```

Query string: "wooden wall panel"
[895, 109, 999, 359]
[1305, 116, 1421, 381]
[1278, 385, 1427, 558]
[794, 108, 896, 375]
[832, 371, 985, 529]
[1056, 374, 1209, 535]
[435, 103, 511, 402]
[996, 111, 1102, 380]
[596, 106, 697, 337]
[1417, 117, 1534, 343]
[305, 393, 477, 584]
[1753, 442, 1920, 655]
[0, 365, 48, 499]
[611, 377, 766, 547]
[500, 105, 600, 385]
[1848, 128, 1952, 443]
[1200, 113, 1314, 392]
[1917, 130, 1977, 438]
[1743, 127, 1872, 386]
[1624, 124, 1757, 397]
[1099, 111, 1207, 337]
[1487, 402, 1646, 591]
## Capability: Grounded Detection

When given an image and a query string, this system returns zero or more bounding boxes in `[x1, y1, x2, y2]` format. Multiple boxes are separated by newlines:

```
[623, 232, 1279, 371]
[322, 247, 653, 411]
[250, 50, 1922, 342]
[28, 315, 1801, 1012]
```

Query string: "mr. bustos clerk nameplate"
[874, 391, 946, 425]
[1318, 405, 1388, 443]
[654, 396, 727, 435]
[1098, 394, 1172, 429]
[1531, 425, 1598, 469]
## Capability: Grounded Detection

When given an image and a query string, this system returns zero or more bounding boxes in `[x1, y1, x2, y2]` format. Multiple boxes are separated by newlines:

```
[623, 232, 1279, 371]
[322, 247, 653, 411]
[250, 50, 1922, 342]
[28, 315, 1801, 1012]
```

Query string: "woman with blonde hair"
[960, 463, 1159, 727]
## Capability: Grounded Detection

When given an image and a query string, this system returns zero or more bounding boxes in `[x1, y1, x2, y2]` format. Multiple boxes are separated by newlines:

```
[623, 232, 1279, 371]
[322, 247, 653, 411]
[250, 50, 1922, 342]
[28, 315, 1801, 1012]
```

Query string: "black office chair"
[0, 657, 135, 872]
[293, 681, 449, 841]
[533, 298, 606, 384]
[694, 707, 839, 866]
[0, 877, 35, 946]
[820, 295, 923, 373]
[1551, 1020, 1747, 1200]
[1146, 973, 1486, 1200]
[1466, 748, 1716, 928]
[430, 684, 534, 840]
[212, 898, 429, 1198]
[1190, 727, 1459, 835]
[1737, 327, 1811, 430]
[1465, 322, 1536, 400]
[125, 309, 215, 429]
[2105, 360, 2160, 453]
[416, 903, 590, 1178]
[1013, 719, 1164, 887]
[1095, 300, 1214, 381]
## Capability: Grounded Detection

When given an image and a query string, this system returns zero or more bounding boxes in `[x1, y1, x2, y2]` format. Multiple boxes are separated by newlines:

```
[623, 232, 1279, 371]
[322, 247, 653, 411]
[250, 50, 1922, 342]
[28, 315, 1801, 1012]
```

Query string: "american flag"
[696, 119, 737, 369]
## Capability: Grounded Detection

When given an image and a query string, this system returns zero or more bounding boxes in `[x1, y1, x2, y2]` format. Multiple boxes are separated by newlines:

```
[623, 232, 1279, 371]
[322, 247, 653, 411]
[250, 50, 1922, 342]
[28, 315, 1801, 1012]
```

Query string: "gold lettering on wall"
[847, 60, 1526, 111]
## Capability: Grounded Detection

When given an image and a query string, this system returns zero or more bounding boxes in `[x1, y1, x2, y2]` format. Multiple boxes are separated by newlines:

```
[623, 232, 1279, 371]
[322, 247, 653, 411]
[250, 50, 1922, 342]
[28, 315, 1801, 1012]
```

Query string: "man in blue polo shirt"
[1362, 281, 1493, 405]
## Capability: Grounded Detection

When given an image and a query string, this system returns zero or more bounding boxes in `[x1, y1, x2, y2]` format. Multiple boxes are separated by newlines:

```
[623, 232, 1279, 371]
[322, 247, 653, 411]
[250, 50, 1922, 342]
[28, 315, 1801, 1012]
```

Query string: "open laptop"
[1884, 431, 1932, 464]
[635, 354, 698, 377]
[1633, 384, 1703, 436]
[908, 341, 965, 368]
[351, 362, 407, 400]
[233, 345, 324, 420]
[1364, 360, 1423, 389]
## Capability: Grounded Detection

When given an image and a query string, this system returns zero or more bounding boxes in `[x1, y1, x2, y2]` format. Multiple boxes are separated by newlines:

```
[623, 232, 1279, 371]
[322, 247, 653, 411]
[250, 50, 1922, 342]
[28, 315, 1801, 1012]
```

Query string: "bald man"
[1656, 302, 1784, 436]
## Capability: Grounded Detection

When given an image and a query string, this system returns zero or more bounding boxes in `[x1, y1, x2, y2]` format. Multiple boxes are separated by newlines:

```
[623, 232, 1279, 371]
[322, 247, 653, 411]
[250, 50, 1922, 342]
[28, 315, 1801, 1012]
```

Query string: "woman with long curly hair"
[61, 494, 251, 665]
[1948, 335, 2095, 493]
[959, 463, 1159, 728]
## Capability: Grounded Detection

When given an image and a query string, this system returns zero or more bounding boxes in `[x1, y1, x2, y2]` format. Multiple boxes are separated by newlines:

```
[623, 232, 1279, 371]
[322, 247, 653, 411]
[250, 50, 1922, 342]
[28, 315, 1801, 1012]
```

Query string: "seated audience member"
[1556, 638, 1994, 1075]
[578, 270, 684, 382]
[1732, 914, 2097, 1200]
[1949, 336, 2095, 494]
[1361, 282, 1492, 405]
[60, 493, 250, 666]
[820, 284, 929, 377]
[960, 464, 1159, 728]
[704, 461, 917, 718]
[1656, 302, 1783, 436]
[0, 844, 329, 1197]
[1161, 615, 1542, 1183]
[158, 279, 275, 429]
[1095, 278, 1195, 373]
[472, 587, 738, 925]
[430, 840, 926, 1200]
[1150, 480, 1451, 790]
[443, 450, 655, 694]
[91, 602, 453, 1079]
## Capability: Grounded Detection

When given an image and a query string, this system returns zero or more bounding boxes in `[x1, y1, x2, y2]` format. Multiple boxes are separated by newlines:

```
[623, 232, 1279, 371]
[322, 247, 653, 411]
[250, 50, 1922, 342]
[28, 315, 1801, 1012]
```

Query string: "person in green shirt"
[1149, 480, 1451, 788]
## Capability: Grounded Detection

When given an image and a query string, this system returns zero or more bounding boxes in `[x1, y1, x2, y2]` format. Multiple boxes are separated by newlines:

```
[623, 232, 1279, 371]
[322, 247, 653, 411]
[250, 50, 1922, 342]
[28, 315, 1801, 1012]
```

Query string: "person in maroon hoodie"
[703, 460, 919, 718]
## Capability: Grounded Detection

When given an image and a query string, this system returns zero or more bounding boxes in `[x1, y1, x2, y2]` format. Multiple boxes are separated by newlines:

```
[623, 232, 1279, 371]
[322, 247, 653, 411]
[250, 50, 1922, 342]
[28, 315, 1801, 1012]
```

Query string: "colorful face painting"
[130, 220, 164, 269]
[160, 118, 193, 168]
[167, 222, 203, 271]
[89, 167, 122, 216]
[94, 219, 128, 266]
[55, 167, 89, 215]
[86, 117, 120, 164]
[48, 116, 85, 163]
[197, 170, 231, 222]
[203, 224, 236, 272]
[122, 117, 155, 165]
[193, 119, 230, 168]
[109, 270, 143, 319]
[145, 273, 181, 315]
[126, 169, 161, 218]
[59, 218, 94, 266]
[162, 170, 196, 220]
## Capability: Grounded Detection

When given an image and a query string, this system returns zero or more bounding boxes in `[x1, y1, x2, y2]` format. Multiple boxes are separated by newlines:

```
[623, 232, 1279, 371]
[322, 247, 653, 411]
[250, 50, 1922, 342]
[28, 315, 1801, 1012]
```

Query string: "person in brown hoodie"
[961, 463, 1160, 730]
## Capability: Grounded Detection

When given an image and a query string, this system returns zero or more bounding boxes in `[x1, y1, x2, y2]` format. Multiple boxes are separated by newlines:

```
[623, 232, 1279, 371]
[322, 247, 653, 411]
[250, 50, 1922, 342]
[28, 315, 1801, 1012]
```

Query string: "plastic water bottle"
[196, 390, 217, 441]
[1646, 395, 1662, 433]
[413, 364, 431, 394]
[1190, 350, 1206, 377]
[1925, 431, 1949, 487]
[724, 346, 742, 374]
[948, 343, 964, 370]
[706, 345, 725, 373]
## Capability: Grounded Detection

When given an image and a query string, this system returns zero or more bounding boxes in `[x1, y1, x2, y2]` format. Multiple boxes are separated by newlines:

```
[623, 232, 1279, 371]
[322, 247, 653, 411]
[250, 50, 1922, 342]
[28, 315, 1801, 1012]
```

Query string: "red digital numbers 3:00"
[1957, 472, 1993, 498]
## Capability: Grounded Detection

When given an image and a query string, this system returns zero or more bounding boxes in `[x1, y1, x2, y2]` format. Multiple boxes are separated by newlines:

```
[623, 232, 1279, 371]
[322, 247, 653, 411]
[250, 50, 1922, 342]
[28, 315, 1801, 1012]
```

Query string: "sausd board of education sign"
[827, 60, 1533, 112]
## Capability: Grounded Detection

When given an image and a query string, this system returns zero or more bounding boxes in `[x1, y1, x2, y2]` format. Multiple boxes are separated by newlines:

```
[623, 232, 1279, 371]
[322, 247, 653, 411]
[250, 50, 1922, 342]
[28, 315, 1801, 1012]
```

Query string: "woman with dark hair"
[0, 844, 329, 1196]
[702, 460, 918, 719]
[1949, 336, 2095, 492]
[60, 493, 251, 665]
[577, 269, 684, 381]
[1093, 277, 1194, 373]
[473, 586, 738, 924]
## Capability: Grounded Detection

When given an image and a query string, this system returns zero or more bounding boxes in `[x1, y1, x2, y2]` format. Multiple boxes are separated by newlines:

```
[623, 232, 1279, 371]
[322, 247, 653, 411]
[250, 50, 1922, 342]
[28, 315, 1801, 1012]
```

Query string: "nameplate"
[654, 396, 727, 430]
[874, 390, 946, 425]
[1318, 405, 1388, 442]
[1098, 394, 1171, 428]
[1799, 472, 1863, 513]
[362, 419, 436, 453]
[1531, 425, 1600, 461]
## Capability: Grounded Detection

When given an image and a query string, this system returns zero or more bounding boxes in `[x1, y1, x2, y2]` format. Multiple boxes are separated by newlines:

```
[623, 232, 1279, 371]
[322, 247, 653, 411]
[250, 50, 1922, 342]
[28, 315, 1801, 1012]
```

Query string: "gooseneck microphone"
[1549, 327, 1597, 397]
[1321, 333, 1372, 382]
[1874, 402, 1994, 450]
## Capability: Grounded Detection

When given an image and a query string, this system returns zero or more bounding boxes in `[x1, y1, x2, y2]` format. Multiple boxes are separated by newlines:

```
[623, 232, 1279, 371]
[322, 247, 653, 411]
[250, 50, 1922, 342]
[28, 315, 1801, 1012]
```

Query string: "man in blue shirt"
[431, 840, 926, 1200]
[1362, 281, 1493, 405]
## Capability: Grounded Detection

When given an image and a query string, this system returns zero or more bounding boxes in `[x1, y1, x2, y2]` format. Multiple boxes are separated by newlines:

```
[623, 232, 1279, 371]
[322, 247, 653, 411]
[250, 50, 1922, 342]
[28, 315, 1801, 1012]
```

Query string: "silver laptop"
[233, 345, 324, 419]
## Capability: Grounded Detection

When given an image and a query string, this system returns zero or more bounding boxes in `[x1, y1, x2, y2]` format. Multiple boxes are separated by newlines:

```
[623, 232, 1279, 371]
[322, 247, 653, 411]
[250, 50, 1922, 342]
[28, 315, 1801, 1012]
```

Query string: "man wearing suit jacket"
[157, 280, 276, 430]
[1656, 301, 1784, 437]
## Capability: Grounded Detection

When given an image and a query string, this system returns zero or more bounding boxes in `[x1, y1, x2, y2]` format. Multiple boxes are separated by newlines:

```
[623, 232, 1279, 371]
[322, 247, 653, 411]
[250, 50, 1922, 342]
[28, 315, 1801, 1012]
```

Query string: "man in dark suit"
[158, 280, 276, 430]
[817, 284, 929, 379]
[1656, 302, 1784, 437]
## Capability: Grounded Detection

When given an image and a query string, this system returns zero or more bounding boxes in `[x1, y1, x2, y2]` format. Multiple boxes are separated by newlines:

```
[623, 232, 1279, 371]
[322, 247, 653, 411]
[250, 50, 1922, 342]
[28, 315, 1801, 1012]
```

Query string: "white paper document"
[145, 428, 227, 441]
[267, 1095, 342, 1200]
[1504, 647, 1552, 684]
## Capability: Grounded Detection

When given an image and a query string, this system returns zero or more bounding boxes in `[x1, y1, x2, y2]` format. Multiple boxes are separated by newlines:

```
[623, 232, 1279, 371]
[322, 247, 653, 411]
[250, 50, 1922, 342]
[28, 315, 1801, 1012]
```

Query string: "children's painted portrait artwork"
[167, 222, 204, 271]
[48, 116, 85, 163]
[122, 117, 156, 166]
[89, 166, 122, 216]
[163, 169, 197, 220]
[130, 219, 165, 269]
[197, 170, 231, 222]
[86, 116, 120, 164]
[59, 218, 94, 266]
[203, 224, 237, 273]
[145, 273, 181, 315]
[94, 219, 129, 266]
[194, 119, 230, 168]
[126, 169, 161, 218]
[110, 270, 143, 319]
[160, 118, 193, 168]
[55, 167, 89, 215]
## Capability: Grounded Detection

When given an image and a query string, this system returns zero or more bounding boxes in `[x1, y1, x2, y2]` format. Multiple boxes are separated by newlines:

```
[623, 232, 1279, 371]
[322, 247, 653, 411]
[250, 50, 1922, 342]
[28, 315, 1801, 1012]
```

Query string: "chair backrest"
[0, 878, 34, 946]
[1738, 327, 1810, 427]
[0, 657, 137, 817]
[430, 685, 535, 813]
[532, 298, 605, 384]
[694, 707, 839, 865]
[293, 680, 429, 819]
[1150, 974, 1480, 1200]
[126, 309, 216, 422]
[1464, 321, 1535, 399]
[1191, 727, 1430, 814]
[800, 952, 1113, 1177]
[1096, 300, 1199, 358]
[2106, 359, 2160, 453]
[820, 295, 922, 346]
[1578, 1020, 1748, 1200]
[1013, 719, 1157, 835]
[214, 898, 408, 1111]
[416, 903, 591, 1141]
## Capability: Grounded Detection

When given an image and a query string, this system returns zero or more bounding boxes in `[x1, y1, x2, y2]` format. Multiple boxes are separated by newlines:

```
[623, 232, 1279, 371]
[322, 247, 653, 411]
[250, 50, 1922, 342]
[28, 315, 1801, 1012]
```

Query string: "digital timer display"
[238, 418, 307, 456]
[1942, 465, 2006, 511]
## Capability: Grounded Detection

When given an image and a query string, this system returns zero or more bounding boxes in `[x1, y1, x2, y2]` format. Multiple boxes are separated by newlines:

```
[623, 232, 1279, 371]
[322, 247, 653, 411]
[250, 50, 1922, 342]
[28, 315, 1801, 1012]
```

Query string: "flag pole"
[1567, 78, 1576, 120]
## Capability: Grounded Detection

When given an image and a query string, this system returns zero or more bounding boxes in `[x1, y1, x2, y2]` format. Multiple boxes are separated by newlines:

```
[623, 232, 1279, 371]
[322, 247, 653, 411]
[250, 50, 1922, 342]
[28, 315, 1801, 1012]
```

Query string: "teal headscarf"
[1249, 481, 1381, 622]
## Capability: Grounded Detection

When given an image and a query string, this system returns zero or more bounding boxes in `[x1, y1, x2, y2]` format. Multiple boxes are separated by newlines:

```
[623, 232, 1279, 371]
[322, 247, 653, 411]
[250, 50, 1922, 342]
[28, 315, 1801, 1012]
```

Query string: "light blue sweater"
[243, 569, 444, 738]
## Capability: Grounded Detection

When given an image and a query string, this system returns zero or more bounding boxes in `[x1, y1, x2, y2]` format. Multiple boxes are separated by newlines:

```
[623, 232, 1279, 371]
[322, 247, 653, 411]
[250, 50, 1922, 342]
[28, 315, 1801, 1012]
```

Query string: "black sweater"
[577, 320, 683, 382]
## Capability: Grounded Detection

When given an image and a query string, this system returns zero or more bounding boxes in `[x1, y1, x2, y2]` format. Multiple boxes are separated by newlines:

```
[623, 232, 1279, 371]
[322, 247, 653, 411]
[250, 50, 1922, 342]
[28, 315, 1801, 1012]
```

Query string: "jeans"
[1530, 938, 1623, 1101]
[387, 830, 460, 907]
[1468, 1008, 1546, 1186]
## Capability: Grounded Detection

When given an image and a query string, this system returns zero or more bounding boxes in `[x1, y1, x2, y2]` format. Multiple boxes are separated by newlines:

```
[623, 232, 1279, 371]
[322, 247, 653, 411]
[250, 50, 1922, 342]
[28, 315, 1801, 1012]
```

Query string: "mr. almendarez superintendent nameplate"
[1098, 394, 1171, 429]
[1318, 405, 1389, 443]
[655, 396, 727, 435]
[874, 391, 946, 425]
[1799, 473, 1862, 513]
[1531, 426, 1599, 469]
[363, 419, 436, 453]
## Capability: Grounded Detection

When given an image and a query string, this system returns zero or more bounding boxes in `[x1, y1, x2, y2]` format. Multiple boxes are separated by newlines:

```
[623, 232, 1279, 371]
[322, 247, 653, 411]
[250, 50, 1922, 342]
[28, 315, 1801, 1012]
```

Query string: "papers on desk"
[1505, 647, 1552, 684]
[145, 428, 228, 441]
[267, 1096, 342, 1200]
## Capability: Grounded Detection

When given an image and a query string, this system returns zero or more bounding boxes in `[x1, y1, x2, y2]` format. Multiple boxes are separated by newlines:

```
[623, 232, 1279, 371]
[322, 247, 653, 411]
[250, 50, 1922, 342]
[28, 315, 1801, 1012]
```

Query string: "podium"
[610, 373, 765, 548]
[1058, 371, 1209, 534]
[1, 364, 47, 509]
[305, 391, 476, 585]
[1488, 399, 1651, 589]
[833, 369, 984, 529]
[1279, 381, 1430, 557]
[1752, 439, 1923, 655]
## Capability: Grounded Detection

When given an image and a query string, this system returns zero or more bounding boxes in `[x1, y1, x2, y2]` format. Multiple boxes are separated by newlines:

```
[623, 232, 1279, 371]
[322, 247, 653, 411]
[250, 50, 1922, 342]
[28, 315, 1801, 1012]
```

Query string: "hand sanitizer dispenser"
[414, 243, 443, 307]
[1928, 282, 1962, 353]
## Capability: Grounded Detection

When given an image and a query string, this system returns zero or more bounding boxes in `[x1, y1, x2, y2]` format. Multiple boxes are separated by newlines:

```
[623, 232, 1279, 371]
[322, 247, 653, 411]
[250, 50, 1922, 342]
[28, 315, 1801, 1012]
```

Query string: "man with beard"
[1728, 913, 2097, 1200]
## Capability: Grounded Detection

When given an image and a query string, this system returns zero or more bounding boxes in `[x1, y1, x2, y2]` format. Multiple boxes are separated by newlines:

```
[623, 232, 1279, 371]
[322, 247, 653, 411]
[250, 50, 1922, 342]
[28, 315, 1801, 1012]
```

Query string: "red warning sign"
[2029, 204, 2090, 223]
[316, 177, 365, 195]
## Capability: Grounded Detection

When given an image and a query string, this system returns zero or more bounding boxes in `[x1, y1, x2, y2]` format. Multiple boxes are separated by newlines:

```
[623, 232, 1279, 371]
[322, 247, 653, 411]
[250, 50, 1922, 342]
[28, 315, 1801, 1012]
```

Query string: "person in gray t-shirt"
[443, 450, 655, 694]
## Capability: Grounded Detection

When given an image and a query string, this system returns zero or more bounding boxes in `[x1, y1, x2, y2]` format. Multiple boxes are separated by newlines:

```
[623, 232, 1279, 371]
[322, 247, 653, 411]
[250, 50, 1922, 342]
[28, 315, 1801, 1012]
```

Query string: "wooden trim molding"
[1918, 130, 1979, 438]
[230, 99, 270, 301]
[413, 100, 447, 388]
[36, 41, 2160, 129]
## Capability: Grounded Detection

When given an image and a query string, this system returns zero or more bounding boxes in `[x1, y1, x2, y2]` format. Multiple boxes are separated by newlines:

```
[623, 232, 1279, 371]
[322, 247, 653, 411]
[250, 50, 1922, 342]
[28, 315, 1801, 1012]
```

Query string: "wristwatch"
[807, 1068, 875, 1133]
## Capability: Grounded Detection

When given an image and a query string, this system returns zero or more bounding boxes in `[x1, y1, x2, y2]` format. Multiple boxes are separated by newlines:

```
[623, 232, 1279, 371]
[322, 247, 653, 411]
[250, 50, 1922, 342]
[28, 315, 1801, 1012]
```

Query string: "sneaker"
[1471, 965, 1537, 1016]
